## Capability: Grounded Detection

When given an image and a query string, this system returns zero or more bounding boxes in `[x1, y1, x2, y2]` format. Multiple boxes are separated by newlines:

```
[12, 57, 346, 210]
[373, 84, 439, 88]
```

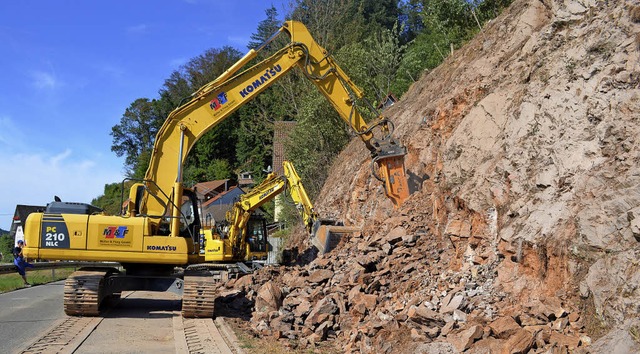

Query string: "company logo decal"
[103, 226, 128, 238]
[147, 245, 177, 251]
[209, 92, 228, 111]
[259, 187, 276, 200]
[239, 65, 282, 98]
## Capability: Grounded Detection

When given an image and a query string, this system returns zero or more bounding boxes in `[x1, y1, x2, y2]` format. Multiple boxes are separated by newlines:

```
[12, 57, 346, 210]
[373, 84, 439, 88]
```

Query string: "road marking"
[173, 312, 235, 354]
[16, 316, 103, 354]
[15, 290, 132, 353]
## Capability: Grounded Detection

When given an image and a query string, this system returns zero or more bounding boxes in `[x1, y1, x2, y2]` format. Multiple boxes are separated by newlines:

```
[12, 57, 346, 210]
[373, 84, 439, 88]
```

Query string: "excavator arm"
[282, 160, 318, 233]
[281, 21, 409, 207]
[135, 20, 409, 239]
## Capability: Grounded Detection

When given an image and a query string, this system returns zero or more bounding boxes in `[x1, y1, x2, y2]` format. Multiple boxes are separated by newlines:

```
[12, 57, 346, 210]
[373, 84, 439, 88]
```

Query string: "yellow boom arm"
[282, 161, 318, 233]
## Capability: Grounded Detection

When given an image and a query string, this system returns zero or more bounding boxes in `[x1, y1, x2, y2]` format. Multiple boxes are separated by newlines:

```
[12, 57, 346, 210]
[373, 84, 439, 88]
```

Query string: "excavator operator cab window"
[179, 199, 194, 232]
[246, 216, 267, 253]
[178, 190, 201, 239]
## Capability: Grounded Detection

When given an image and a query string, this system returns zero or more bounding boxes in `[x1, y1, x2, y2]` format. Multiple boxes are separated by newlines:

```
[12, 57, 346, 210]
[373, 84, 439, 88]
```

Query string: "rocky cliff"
[229, 1, 640, 352]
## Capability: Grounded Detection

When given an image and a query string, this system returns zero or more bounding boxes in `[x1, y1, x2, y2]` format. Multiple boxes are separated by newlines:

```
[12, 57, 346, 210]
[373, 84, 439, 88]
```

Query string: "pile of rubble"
[217, 0, 640, 352]
[219, 214, 591, 353]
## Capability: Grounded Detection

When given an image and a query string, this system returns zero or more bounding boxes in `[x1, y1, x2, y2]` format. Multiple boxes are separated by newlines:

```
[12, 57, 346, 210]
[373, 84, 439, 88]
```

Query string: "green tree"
[292, 0, 399, 51]
[284, 89, 351, 198]
[336, 22, 407, 102]
[183, 159, 232, 187]
[234, 6, 286, 180]
[473, 0, 514, 23]
[393, 0, 514, 95]
[248, 5, 281, 50]
[399, 0, 424, 43]
[110, 98, 162, 178]
[161, 47, 244, 187]
[0, 234, 13, 262]
[92, 182, 127, 215]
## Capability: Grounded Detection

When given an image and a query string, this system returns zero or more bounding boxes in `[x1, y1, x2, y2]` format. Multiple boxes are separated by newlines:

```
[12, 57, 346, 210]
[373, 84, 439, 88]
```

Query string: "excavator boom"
[282, 161, 318, 233]
[141, 20, 408, 226]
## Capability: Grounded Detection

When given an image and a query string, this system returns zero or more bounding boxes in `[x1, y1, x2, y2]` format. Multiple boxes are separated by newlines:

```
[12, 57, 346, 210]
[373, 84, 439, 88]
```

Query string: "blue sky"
[0, 1, 288, 229]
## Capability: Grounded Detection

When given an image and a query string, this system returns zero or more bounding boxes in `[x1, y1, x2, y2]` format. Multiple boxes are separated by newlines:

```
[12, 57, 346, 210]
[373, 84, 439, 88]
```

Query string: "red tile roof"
[193, 179, 232, 198]
[202, 185, 239, 207]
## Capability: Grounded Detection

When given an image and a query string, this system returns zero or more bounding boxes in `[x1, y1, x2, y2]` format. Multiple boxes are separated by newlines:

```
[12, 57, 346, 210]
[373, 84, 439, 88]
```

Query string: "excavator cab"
[153, 188, 201, 242]
[245, 214, 268, 260]
[202, 213, 267, 262]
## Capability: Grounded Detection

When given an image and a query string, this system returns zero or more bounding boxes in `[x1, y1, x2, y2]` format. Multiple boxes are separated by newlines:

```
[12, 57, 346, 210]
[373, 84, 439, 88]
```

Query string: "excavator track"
[182, 270, 220, 318]
[64, 269, 112, 316]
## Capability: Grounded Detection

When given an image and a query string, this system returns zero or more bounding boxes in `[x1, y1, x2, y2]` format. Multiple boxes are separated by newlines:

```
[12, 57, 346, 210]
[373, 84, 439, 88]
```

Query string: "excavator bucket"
[311, 223, 332, 254]
[311, 220, 360, 254]
[375, 154, 410, 208]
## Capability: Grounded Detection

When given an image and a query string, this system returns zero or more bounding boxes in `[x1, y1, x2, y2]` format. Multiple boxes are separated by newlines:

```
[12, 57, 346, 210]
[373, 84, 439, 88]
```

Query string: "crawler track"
[182, 270, 219, 318]
[63, 268, 117, 316]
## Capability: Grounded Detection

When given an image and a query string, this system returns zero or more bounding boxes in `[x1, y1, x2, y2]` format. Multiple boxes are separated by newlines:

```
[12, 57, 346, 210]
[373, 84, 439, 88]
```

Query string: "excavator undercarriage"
[62, 264, 248, 317]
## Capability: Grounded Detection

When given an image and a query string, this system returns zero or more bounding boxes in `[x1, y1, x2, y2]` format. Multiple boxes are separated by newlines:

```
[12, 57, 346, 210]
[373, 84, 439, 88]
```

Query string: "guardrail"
[0, 262, 121, 276]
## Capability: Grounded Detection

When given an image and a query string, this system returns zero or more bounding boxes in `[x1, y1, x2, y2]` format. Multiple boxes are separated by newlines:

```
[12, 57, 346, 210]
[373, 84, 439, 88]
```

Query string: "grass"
[0, 267, 75, 293]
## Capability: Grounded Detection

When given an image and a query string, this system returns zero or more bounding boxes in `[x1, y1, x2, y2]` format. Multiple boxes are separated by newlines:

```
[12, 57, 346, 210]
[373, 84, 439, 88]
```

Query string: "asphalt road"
[0, 283, 238, 354]
[0, 281, 66, 353]
[77, 291, 180, 353]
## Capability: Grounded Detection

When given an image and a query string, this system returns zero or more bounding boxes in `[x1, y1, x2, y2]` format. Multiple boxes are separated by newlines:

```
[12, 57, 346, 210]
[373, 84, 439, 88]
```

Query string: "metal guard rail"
[0, 262, 121, 276]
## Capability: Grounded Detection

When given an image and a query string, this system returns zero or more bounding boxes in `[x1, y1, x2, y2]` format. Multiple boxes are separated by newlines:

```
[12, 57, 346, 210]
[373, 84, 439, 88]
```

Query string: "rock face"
[225, 0, 640, 352]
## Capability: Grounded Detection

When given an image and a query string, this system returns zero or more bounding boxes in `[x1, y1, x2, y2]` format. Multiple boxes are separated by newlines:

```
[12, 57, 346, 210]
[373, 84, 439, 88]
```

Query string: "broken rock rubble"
[218, 221, 589, 353]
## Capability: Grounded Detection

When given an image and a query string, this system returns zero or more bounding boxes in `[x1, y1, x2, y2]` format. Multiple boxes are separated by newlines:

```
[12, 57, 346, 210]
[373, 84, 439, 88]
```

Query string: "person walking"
[13, 240, 34, 287]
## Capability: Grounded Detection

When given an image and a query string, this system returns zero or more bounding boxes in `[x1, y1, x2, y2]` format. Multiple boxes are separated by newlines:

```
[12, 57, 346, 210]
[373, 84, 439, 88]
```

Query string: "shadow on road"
[102, 294, 181, 319]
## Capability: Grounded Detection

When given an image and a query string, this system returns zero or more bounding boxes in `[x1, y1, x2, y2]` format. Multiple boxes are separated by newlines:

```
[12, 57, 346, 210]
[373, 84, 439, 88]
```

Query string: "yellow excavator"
[204, 160, 320, 263]
[22, 21, 409, 317]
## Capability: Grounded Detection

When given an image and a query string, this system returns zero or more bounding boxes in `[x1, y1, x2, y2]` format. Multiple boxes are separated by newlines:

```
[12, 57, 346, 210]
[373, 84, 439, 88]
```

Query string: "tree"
[118, 46, 243, 180]
[248, 6, 281, 50]
[0, 234, 13, 262]
[234, 6, 287, 180]
[473, 0, 514, 23]
[399, 0, 424, 43]
[92, 182, 127, 215]
[336, 22, 407, 103]
[183, 159, 232, 186]
[290, 0, 350, 51]
[110, 98, 162, 178]
[284, 89, 351, 198]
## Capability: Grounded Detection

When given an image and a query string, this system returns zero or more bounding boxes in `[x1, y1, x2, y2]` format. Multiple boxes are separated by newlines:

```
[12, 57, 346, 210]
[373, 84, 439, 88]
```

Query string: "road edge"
[215, 317, 246, 354]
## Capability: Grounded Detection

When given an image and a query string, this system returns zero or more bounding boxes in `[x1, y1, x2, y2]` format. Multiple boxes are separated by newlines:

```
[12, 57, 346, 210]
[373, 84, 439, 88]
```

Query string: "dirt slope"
[229, 1, 640, 352]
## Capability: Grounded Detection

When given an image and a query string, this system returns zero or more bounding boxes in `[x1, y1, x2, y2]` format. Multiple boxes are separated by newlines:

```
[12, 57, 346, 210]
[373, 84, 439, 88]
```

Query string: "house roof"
[273, 121, 297, 175]
[193, 179, 230, 197]
[202, 185, 242, 207]
[10, 205, 45, 238]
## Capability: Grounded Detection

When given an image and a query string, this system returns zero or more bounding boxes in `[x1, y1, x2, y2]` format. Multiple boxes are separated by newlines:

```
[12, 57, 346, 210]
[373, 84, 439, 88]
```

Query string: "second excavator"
[203, 160, 322, 263]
